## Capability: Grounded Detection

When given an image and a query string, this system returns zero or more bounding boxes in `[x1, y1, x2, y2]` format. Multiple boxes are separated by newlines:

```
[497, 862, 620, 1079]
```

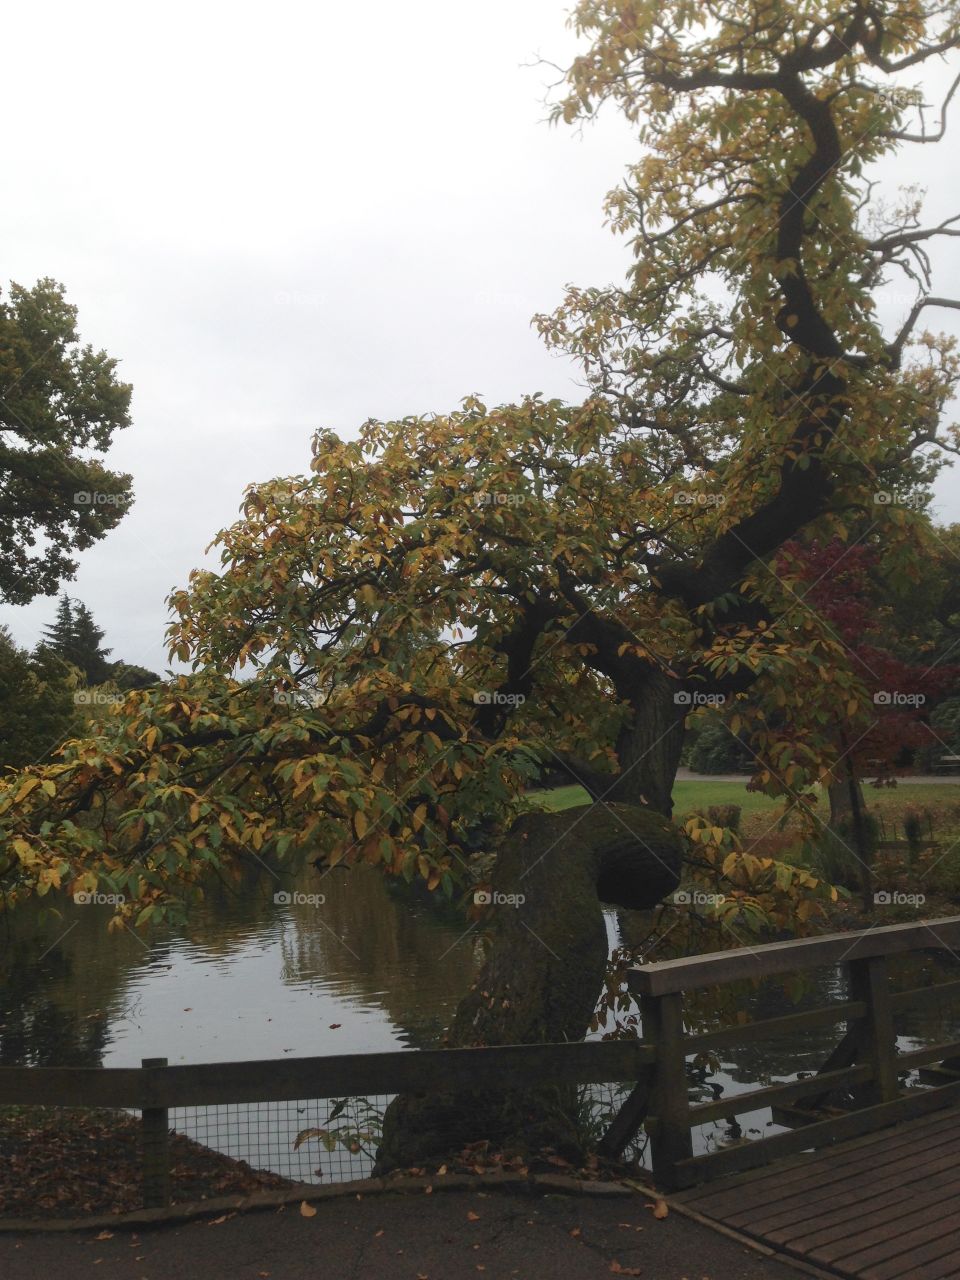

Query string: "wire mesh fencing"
[170, 1094, 390, 1189]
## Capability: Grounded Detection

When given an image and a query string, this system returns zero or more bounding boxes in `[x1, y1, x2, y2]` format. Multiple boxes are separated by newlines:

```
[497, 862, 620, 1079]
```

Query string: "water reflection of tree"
[276, 866, 480, 1048]
[0, 939, 109, 1066]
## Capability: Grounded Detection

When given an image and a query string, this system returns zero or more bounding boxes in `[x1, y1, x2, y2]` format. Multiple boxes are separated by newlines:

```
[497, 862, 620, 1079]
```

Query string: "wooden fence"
[2, 916, 960, 1208]
[631, 915, 960, 1188]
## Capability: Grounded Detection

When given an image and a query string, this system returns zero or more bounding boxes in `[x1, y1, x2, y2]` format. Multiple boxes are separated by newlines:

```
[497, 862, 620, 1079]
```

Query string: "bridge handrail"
[628, 916, 960, 997]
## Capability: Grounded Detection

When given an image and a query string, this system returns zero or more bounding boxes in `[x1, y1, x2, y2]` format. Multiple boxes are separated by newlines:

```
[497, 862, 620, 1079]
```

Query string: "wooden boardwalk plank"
[864, 1229, 960, 1280]
[678, 1104, 960, 1213]
[686, 1121, 960, 1228]
[748, 1143, 960, 1236]
[775, 1165, 959, 1252]
[674, 1103, 960, 1280]
[823, 1195, 960, 1274]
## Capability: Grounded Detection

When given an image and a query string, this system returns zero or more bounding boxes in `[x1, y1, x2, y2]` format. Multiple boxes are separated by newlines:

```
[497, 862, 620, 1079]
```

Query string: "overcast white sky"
[2, 0, 959, 675]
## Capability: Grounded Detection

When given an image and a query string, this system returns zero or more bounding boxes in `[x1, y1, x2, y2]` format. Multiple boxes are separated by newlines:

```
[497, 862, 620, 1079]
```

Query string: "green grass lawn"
[536, 780, 960, 840]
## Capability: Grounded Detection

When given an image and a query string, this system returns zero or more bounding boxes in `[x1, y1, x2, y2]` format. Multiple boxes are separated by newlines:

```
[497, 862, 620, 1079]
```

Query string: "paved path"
[0, 1187, 809, 1280]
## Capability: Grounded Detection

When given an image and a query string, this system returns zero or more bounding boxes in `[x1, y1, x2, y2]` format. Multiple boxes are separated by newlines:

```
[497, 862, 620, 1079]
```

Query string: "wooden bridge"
[3, 915, 960, 1277]
[630, 915, 960, 1279]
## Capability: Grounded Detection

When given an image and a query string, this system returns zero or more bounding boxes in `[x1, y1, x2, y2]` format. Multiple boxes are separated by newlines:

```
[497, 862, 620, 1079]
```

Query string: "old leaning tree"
[3, 0, 960, 1166]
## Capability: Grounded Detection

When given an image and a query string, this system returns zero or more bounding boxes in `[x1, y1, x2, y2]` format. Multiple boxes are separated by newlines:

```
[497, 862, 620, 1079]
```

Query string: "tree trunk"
[374, 802, 683, 1173]
[829, 735, 875, 910]
[608, 674, 688, 817]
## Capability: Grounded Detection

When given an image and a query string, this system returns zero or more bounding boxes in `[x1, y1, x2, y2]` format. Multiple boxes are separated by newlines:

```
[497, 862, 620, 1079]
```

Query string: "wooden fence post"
[848, 956, 899, 1104]
[640, 991, 694, 1189]
[141, 1057, 171, 1209]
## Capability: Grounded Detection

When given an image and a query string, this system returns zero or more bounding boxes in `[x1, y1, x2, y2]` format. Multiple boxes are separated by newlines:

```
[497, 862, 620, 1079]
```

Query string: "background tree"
[41, 596, 76, 657]
[0, 279, 133, 605]
[70, 603, 112, 686]
[38, 595, 113, 685]
[106, 661, 161, 691]
[0, 627, 77, 770]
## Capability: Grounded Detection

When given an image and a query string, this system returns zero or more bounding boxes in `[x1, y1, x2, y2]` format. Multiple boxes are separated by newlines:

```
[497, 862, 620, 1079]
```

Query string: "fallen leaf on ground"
[467, 1211, 480, 1221]
[610, 1264, 642, 1276]
[653, 1199, 669, 1219]
[570, 1227, 581, 1238]
[94, 1231, 113, 1240]
[299, 1201, 317, 1218]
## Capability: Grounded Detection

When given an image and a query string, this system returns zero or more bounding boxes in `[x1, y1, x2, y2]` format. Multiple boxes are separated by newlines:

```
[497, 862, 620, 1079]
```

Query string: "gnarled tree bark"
[375, 801, 682, 1172]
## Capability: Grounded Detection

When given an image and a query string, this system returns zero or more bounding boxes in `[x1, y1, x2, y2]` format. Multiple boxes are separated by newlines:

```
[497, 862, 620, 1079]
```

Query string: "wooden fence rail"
[628, 914, 960, 1190]
[3, 916, 960, 1210]
[0, 1039, 653, 1209]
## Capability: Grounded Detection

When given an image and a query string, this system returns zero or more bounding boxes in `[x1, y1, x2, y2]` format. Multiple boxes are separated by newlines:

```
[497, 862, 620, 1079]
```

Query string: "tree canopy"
[0, 628, 77, 772]
[0, 279, 133, 605]
[2, 0, 959, 932]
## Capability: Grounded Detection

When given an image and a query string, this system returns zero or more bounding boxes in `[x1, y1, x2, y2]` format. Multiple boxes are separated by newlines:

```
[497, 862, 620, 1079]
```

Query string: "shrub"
[706, 803, 742, 832]
[687, 722, 752, 774]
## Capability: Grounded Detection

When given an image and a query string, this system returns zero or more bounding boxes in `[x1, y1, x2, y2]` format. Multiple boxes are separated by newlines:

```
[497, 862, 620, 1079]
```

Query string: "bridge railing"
[629, 915, 960, 1190]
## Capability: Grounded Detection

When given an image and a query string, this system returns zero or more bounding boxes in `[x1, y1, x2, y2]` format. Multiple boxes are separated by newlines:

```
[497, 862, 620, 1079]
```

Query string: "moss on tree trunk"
[375, 802, 682, 1172]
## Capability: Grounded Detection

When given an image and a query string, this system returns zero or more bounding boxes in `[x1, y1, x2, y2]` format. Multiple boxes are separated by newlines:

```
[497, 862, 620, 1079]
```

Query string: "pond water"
[2, 857, 958, 1183]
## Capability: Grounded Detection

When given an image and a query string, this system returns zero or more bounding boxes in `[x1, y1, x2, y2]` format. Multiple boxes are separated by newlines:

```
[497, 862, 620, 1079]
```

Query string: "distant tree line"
[0, 597, 160, 770]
